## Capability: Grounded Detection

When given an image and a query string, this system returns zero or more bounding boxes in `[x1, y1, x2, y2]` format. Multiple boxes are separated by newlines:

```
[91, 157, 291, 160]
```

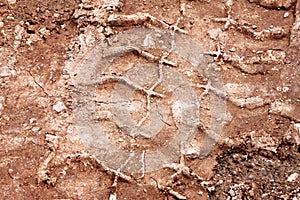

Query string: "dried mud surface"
[0, 0, 300, 199]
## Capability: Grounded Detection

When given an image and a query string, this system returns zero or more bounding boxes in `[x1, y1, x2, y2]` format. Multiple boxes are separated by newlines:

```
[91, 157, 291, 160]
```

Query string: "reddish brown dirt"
[0, 0, 300, 199]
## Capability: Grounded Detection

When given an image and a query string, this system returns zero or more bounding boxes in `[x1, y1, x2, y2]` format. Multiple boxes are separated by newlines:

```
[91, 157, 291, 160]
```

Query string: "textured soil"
[0, 0, 300, 199]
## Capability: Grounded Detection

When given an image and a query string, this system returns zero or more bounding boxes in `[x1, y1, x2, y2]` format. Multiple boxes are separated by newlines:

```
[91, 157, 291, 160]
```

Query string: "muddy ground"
[0, 0, 300, 199]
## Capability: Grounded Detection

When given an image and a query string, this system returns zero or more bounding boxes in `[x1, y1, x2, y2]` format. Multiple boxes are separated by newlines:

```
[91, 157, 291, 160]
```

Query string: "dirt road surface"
[0, 0, 299, 199]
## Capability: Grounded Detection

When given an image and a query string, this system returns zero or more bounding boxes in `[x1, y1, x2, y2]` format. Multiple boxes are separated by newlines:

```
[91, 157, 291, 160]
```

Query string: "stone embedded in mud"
[97, 110, 112, 120]
[283, 12, 290, 18]
[31, 126, 41, 132]
[295, 123, 300, 132]
[287, 173, 299, 182]
[0, 96, 4, 115]
[224, 83, 268, 109]
[39, 27, 51, 38]
[270, 101, 300, 122]
[0, 66, 12, 77]
[207, 28, 223, 40]
[7, 0, 16, 5]
[230, 96, 265, 109]
[53, 101, 67, 113]
[249, 0, 296, 9]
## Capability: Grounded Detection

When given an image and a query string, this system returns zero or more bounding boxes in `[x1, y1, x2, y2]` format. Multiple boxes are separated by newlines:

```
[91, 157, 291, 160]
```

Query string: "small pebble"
[228, 189, 235, 197]
[8, 168, 14, 174]
[295, 123, 300, 132]
[32, 126, 41, 132]
[7, 0, 16, 5]
[53, 101, 66, 113]
[29, 118, 37, 123]
[284, 12, 289, 18]
[39, 27, 50, 37]
[53, 13, 60, 18]
[287, 173, 299, 182]
[0, 96, 4, 112]
[229, 47, 236, 52]
[0, 66, 12, 77]
[207, 28, 222, 40]
[207, 186, 215, 193]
